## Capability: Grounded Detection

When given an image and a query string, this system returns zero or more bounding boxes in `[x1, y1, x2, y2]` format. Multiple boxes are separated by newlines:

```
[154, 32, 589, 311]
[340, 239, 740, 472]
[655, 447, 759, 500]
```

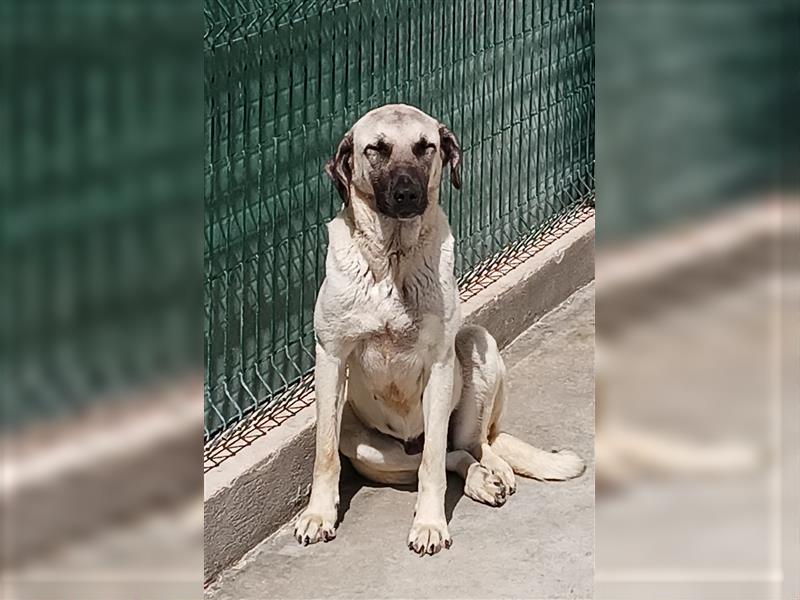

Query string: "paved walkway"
[595, 273, 798, 600]
[207, 284, 595, 600]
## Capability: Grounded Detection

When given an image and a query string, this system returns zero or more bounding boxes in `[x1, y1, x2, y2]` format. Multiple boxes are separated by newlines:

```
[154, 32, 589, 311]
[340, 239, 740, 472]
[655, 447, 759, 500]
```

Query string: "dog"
[294, 104, 585, 555]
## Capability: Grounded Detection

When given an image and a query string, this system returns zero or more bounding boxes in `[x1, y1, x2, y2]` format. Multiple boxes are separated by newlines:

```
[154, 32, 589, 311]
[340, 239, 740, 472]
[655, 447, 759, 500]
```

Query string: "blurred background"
[595, 1, 798, 599]
[1, 1, 203, 599]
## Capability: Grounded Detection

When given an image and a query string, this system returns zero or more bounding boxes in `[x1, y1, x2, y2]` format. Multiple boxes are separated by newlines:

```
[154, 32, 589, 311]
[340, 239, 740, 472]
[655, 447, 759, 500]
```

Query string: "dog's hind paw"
[294, 509, 337, 546]
[464, 463, 509, 506]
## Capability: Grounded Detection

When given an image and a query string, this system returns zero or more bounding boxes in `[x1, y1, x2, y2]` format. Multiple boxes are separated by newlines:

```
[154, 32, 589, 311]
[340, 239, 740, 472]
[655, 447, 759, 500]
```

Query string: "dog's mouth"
[378, 204, 427, 220]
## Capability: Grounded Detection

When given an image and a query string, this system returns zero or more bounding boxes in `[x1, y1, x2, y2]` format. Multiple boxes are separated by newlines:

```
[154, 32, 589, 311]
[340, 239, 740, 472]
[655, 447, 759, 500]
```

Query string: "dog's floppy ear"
[324, 131, 354, 204]
[439, 125, 462, 190]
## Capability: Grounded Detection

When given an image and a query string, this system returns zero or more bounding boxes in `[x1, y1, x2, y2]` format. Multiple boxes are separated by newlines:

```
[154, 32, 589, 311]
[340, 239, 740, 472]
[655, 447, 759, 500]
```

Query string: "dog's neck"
[345, 189, 441, 284]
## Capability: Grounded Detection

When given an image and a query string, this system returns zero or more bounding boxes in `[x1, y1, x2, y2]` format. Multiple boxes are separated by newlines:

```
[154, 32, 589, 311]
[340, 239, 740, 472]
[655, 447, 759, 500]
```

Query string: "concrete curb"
[203, 216, 595, 583]
[2, 378, 202, 569]
[595, 200, 798, 335]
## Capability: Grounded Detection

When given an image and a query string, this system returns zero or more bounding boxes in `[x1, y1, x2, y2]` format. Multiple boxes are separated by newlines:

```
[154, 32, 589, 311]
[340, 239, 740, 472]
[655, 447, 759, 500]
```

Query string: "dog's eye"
[364, 144, 388, 162]
[413, 141, 437, 157]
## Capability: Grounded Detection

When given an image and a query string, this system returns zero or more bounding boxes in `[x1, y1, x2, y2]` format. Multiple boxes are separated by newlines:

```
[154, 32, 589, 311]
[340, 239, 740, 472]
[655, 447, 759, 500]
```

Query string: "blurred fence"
[204, 0, 595, 443]
[597, 1, 796, 243]
[3, 2, 200, 431]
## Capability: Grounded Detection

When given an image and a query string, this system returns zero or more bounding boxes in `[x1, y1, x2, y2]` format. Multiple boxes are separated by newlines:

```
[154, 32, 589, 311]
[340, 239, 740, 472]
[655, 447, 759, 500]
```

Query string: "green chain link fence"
[204, 0, 595, 443]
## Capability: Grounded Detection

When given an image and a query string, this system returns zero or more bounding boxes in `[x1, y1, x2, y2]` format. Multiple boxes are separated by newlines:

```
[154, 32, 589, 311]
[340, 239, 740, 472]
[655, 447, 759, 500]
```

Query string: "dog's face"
[325, 104, 461, 219]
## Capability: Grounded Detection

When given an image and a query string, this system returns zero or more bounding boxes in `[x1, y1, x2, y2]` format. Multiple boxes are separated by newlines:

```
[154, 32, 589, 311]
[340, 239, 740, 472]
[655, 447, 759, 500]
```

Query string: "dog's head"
[325, 104, 461, 219]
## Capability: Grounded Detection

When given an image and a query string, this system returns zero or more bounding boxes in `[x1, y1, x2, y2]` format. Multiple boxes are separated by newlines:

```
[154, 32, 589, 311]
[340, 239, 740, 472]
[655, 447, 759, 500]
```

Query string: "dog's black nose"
[392, 174, 421, 204]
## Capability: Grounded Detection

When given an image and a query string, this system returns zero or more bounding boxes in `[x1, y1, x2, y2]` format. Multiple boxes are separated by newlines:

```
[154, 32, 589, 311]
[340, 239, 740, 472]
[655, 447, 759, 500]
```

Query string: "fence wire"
[204, 0, 596, 443]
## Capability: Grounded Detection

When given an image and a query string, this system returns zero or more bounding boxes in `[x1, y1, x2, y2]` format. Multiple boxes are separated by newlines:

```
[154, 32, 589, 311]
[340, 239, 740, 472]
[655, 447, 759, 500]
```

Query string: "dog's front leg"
[408, 350, 455, 555]
[295, 343, 346, 545]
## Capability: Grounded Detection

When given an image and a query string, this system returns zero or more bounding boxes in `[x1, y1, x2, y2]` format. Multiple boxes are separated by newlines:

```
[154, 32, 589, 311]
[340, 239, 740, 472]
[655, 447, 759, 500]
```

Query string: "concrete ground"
[595, 272, 799, 600]
[206, 284, 595, 600]
[6, 499, 203, 600]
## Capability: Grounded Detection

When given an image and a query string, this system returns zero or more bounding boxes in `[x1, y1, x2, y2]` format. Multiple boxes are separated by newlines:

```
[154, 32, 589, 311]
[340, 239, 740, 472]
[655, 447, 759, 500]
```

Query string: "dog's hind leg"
[339, 403, 421, 485]
[457, 328, 584, 482]
[339, 402, 505, 505]
[450, 325, 518, 500]
[452, 325, 585, 490]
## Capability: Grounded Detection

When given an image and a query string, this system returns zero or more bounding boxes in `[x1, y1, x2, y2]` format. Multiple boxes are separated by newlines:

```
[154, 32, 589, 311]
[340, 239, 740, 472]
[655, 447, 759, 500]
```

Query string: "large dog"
[294, 104, 585, 555]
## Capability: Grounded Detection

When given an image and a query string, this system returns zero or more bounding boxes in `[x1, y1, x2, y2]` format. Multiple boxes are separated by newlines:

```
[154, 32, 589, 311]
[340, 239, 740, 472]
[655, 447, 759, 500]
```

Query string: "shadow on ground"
[337, 461, 465, 528]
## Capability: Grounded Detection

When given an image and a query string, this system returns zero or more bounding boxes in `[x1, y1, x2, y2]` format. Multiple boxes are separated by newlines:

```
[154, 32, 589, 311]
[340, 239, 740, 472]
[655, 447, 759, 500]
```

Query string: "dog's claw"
[295, 509, 337, 547]
[407, 521, 451, 556]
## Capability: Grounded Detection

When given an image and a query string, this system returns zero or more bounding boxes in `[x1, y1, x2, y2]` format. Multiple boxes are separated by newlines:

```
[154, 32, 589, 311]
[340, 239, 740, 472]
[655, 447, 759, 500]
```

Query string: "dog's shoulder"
[322, 211, 367, 279]
[325, 211, 354, 254]
[424, 208, 458, 298]
[427, 206, 456, 265]
[325, 210, 351, 248]
[314, 212, 374, 343]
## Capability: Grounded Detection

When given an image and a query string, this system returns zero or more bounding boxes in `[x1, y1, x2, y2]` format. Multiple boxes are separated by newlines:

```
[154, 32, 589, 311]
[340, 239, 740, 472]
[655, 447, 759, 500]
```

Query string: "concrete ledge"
[204, 404, 316, 582]
[462, 217, 595, 349]
[2, 378, 202, 568]
[203, 215, 595, 583]
[596, 199, 799, 336]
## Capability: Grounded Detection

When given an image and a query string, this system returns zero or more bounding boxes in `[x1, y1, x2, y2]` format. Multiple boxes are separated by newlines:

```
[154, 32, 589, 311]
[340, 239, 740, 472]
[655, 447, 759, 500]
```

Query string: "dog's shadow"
[337, 458, 464, 526]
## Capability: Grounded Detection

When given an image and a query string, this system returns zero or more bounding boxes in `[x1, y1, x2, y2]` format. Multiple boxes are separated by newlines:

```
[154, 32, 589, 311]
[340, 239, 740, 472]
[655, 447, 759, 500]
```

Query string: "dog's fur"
[294, 104, 585, 555]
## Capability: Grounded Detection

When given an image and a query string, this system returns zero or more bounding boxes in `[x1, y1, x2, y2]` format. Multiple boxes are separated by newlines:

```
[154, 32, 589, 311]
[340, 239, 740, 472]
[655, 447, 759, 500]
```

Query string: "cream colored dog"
[294, 104, 585, 555]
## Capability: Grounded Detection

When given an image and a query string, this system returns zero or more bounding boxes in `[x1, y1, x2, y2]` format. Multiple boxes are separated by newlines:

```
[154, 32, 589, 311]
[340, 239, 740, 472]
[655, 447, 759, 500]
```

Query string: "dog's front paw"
[294, 508, 337, 546]
[407, 520, 451, 556]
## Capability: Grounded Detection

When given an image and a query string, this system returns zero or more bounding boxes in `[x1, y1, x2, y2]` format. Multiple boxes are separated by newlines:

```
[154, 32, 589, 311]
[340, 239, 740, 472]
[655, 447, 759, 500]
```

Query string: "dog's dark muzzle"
[378, 170, 428, 218]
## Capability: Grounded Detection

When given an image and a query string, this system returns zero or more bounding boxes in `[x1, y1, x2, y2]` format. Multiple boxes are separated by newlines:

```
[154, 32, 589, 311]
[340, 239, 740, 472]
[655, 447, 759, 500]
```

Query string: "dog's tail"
[487, 377, 585, 481]
[491, 433, 586, 480]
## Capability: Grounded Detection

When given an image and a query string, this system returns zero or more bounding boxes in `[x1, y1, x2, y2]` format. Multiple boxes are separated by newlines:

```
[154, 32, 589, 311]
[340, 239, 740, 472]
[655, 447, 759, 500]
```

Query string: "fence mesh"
[204, 0, 595, 443]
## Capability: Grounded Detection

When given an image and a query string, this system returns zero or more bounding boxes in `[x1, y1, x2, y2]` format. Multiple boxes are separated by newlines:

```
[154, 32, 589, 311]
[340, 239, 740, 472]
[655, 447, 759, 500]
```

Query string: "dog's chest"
[354, 276, 441, 364]
[348, 278, 443, 433]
